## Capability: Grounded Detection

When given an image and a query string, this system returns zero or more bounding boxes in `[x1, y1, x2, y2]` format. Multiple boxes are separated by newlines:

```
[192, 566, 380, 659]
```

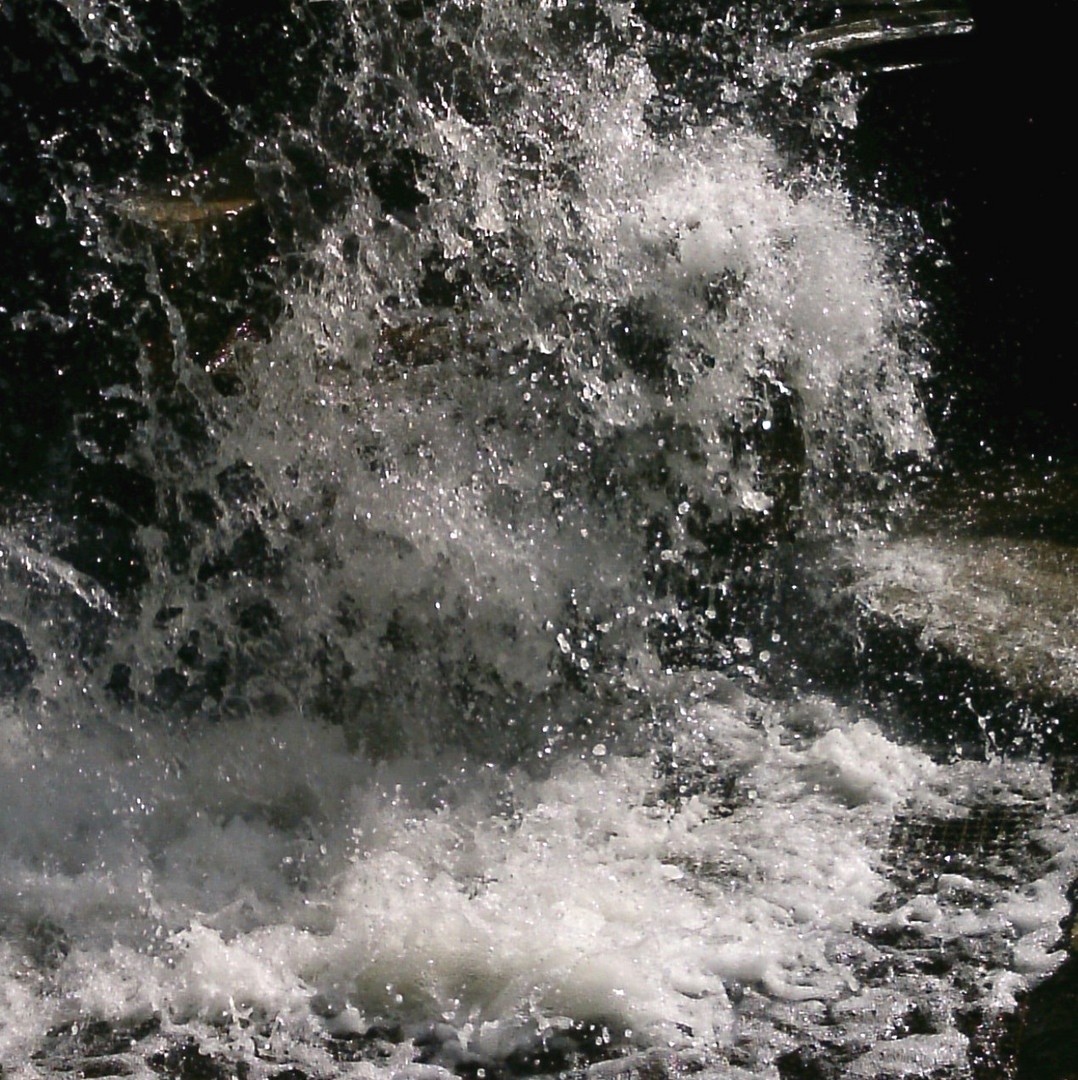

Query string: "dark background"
[846, 0, 1073, 467]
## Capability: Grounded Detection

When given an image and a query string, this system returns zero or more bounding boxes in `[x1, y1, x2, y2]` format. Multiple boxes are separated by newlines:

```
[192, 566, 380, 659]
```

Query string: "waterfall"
[1, 1, 1073, 1074]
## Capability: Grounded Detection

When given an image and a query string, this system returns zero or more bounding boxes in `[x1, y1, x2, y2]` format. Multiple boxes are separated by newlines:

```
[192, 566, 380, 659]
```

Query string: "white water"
[4, 684, 1073, 1067]
[1, 1, 1074, 1074]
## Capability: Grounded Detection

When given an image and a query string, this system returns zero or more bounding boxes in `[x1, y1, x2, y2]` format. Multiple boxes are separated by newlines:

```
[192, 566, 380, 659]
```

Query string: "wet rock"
[76, 1058, 138, 1077]
[0, 617, 35, 695]
[795, 0, 974, 72]
[887, 803, 1051, 896]
[1002, 876, 1078, 1080]
[758, 465, 1078, 763]
[1015, 953, 1078, 1080]
[854, 533, 1078, 705]
[585, 1048, 706, 1080]
[845, 1030, 968, 1078]
[21, 915, 71, 970]
[963, 1006, 1022, 1080]
[774, 1042, 850, 1079]
[148, 1039, 246, 1080]
[29, 1017, 162, 1077]
[0, 530, 115, 698]
[804, 528, 1078, 760]
[816, 465, 1078, 762]
[116, 188, 260, 237]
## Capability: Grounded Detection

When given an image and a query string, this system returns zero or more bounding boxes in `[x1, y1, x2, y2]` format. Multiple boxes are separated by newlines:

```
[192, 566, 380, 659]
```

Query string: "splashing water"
[0, 0, 1073, 1074]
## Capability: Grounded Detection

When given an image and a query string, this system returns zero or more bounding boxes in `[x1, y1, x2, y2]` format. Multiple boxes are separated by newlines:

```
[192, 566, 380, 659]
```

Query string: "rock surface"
[853, 534, 1077, 706]
[806, 466, 1078, 764]
[821, 468, 1078, 1080]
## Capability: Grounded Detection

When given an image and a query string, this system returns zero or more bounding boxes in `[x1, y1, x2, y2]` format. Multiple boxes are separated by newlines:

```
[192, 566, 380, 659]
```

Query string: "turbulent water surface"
[1, 1, 1074, 1076]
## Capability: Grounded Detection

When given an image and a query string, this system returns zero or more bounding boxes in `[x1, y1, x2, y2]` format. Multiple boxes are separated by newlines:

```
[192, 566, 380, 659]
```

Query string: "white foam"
[5, 684, 1068, 1066]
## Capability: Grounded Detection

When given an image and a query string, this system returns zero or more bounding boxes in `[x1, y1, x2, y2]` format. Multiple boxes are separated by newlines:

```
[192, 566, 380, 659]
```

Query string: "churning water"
[1, 0, 1074, 1075]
